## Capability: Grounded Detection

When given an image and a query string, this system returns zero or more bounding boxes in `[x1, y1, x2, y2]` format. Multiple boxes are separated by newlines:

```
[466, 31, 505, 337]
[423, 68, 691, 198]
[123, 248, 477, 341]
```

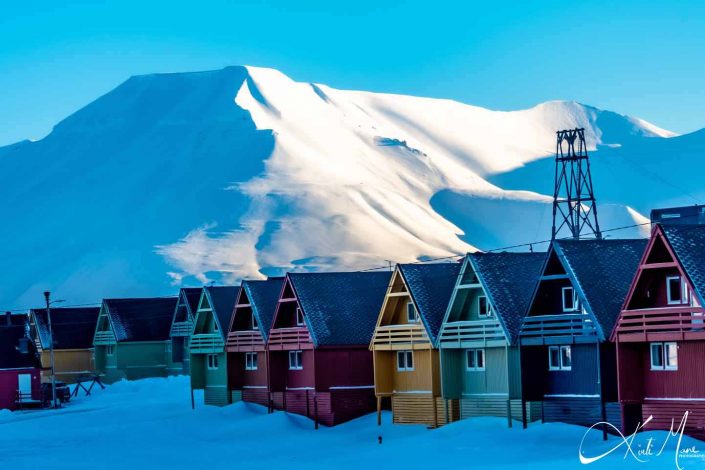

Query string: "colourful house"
[168, 287, 202, 375]
[612, 224, 705, 438]
[519, 239, 646, 430]
[0, 314, 42, 410]
[268, 271, 390, 426]
[226, 278, 284, 406]
[437, 252, 545, 425]
[28, 307, 100, 383]
[93, 297, 178, 384]
[371, 262, 460, 427]
[189, 286, 239, 406]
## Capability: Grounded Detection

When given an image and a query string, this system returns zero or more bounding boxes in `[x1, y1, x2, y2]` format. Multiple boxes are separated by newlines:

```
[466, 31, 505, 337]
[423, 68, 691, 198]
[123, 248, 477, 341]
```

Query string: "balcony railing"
[371, 324, 430, 350]
[438, 320, 507, 348]
[170, 320, 194, 337]
[614, 306, 705, 342]
[226, 330, 265, 352]
[267, 327, 313, 350]
[520, 313, 598, 345]
[94, 331, 116, 345]
[189, 333, 225, 353]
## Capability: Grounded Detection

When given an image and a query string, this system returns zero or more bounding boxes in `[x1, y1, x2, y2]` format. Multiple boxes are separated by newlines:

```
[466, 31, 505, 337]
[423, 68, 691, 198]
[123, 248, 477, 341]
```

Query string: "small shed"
[0, 314, 42, 410]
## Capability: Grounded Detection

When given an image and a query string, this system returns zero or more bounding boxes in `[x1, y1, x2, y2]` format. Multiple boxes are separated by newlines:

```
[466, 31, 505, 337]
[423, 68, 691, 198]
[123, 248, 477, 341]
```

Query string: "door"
[18, 374, 32, 396]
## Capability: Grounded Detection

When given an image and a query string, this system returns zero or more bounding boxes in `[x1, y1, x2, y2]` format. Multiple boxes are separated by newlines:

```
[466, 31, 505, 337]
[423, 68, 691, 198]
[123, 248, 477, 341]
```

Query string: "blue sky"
[1, 0, 704, 146]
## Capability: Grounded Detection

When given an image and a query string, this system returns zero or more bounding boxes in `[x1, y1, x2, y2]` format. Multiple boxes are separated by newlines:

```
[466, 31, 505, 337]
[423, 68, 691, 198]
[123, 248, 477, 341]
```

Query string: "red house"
[0, 313, 42, 410]
[267, 271, 391, 426]
[226, 277, 284, 406]
[612, 224, 705, 438]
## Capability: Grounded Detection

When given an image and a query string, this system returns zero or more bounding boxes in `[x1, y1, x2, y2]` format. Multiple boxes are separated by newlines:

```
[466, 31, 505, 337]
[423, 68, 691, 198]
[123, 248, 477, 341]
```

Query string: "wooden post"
[432, 395, 438, 428]
[283, 389, 287, 413]
[191, 387, 195, 410]
[521, 398, 527, 429]
[507, 399, 512, 428]
[601, 399, 608, 441]
[314, 394, 319, 430]
[377, 396, 382, 426]
[444, 398, 450, 425]
[306, 389, 310, 418]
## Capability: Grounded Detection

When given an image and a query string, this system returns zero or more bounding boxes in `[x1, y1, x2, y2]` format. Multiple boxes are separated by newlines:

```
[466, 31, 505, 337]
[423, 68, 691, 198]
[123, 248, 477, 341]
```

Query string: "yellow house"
[29, 307, 101, 383]
[371, 262, 460, 427]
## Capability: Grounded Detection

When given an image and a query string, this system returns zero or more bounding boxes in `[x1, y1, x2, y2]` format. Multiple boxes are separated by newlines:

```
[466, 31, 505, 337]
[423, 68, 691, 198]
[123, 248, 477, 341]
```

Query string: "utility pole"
[44, 291, 58, 409]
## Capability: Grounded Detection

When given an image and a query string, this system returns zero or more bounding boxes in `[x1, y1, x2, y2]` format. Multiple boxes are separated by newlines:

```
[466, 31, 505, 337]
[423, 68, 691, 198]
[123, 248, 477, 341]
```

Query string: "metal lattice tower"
[551, 128, 602, 240]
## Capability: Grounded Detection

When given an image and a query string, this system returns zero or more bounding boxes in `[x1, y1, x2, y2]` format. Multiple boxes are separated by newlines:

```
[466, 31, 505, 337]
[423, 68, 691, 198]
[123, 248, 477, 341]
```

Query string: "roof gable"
[30, 307, 100, 350]
[104, 297, 178, 342]
[399, 262, 462, 343]
[237, 278, 284, 341]
[288, 271, 392, 347]
[200, 286, 239, 338]
[660, 224, 705, 304]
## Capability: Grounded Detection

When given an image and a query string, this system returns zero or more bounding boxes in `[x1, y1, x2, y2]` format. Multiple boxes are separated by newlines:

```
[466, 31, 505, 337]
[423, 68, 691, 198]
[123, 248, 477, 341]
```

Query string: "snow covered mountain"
[0, 65, 695, 308]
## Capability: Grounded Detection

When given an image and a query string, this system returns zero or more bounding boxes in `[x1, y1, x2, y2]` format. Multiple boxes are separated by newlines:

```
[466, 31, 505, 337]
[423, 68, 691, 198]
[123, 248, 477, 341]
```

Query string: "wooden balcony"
[371, 324, 431, 350]
[437, 320, 507, 348]
[170, 320, 194, 337]
[94, 331, 116, 345]
[614, 306, 705, 342]
[226, 330, 265, 352]
[189, 333, 225, 354]
[519, 313, 598, 345]
[267, 327, 313, 350]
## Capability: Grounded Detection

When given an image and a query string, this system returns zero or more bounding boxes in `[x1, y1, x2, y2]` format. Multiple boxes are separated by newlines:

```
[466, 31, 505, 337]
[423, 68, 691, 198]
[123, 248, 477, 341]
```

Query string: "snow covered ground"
[1, 377, 703, 469]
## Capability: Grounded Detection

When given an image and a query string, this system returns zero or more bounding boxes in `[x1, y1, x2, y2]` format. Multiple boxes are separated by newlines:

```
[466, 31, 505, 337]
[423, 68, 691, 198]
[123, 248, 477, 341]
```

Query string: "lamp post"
[43, 291, 64, 409]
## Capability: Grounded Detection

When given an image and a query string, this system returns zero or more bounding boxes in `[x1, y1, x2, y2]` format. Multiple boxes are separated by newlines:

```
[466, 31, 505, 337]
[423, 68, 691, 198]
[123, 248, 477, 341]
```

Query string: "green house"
[168, 287, 202, 375]
[94, 297, 179, 384]
[436, 252, 544, 425]
[190, 286, 239, 406]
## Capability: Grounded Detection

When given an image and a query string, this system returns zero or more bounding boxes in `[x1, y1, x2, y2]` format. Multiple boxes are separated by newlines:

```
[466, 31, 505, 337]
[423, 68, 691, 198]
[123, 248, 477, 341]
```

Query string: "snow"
[1, 376, 703, 469]
[0, 65, 694, 308]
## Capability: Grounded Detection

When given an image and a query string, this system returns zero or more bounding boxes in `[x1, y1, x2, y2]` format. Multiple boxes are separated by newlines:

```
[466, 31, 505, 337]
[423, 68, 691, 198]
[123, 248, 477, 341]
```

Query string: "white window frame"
[296, 308, 305, 327]
[562, 286, 579, 312]
[650, 342, 678, 371]
[396, 350, 414, 371]
[106, 344, 114, 356]
[466, 349, 486, 371]
[251, 314, 259, 330]
[548, 345, 572, 371]
[477, 295, 492, 318]
[207, 354, 219, 370]
[288, 350, 303, 370]
[406, 303, 418, 323]
[666, 276, 685, 305]
[245, 352, 258, 371]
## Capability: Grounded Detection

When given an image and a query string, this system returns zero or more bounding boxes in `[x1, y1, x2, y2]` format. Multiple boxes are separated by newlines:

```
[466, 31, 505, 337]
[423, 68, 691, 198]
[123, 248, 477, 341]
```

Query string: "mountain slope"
[0, 65, 687, 308]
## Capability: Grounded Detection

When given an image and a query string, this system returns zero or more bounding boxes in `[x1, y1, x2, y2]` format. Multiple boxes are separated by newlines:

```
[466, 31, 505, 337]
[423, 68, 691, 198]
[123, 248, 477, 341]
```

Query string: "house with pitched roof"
[437, 252, 544, 426]
[519, 239, 646, 431]
[0, 313, 42, 410]
[29, 307, 101, 383]
[612, 224, 705, 438]
[267, 271, 391, 426]
[168, 287, 202, 375]
[93, 297, 178, 384]
[226, 278, 284, 406]
[189, 286, 240, 406]
[370, 262, 460, 427]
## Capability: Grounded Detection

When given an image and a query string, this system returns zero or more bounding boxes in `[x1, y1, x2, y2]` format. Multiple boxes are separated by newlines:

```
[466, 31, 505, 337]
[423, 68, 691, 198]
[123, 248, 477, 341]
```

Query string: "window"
[466, 349, 485, 371]
[397, 350, 414, 371]
[296, 308, 305, 326]
[548, 345, 571, 371]
[477, 296, 493, 317]
[207, 354, 219, 370]
[651, 342, 678, 370]
[251, 315, 259, 330]
[289, 350, 303, 370]
[406, 303, 418, 323]
[562, 287, 579, 312]
[245, 352, 258, 370]
[106, 344, 114, 356]
[667, 276, 686, 305]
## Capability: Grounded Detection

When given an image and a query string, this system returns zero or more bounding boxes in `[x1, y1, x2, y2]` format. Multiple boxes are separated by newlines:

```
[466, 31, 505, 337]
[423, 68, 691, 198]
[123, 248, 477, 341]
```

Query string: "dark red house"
[0, 313, 42, 410]
[226, 277, 284, 406]
[267, 271, 391, 426]
[612, 224, 705, 438]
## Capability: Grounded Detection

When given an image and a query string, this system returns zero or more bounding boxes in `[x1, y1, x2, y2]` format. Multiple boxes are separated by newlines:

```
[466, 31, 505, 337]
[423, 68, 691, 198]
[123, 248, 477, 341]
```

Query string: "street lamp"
[43, 291, 65, 409]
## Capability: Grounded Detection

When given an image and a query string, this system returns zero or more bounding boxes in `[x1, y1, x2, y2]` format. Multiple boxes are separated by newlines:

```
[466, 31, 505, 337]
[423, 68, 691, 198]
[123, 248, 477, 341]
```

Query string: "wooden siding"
[0, 368, 41, 411]
[520, 314, 598, 345]
[268, 349, 315, 392]
[226, 330, 266, 352]
[643, 341, 705, 398]
[391, 394, 454, 427]
[545, 344, 600, 396]
[242, 388, 269, 407]
[642, 400, 705, 440]
[228, 350, 268, 391]
[374, 349, 439, 395]
[95, 341, 170, 384]
[270, 389, 375, 426]
[190, 352, 230, 406]
[459, 397, 541, 423]
[314, 348, 374, 391]
[438, 320, 507, 348]
[543, 397, 621, 429]
[40, 349, 94, 383]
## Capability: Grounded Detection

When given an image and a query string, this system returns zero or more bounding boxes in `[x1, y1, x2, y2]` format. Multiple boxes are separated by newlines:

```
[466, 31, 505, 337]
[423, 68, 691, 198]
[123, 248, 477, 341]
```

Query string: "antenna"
[551, 128, 602, 240]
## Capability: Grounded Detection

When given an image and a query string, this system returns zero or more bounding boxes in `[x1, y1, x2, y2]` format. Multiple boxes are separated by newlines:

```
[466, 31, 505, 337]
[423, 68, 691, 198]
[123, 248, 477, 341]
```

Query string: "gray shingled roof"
[202, 286, 240, 339]
[240, 278, 285, 342]
[399, 262, 461, 343]
[555, 238, 647, 339]
[288, 271, 392, 347]
[661, 224, 705, 303]
[469, 252, 546, 345]
[104, 297, 178, 342]
[30, 307, 100, 350]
